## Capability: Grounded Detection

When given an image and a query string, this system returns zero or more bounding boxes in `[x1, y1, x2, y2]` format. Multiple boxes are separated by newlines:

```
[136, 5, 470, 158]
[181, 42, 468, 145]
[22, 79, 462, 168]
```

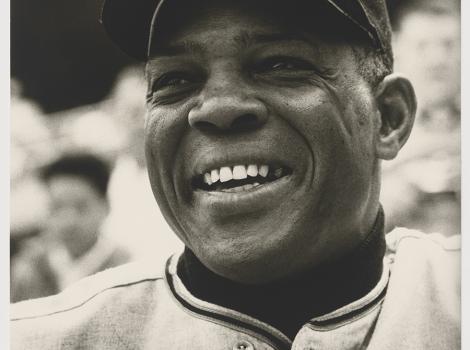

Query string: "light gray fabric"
[10, 228, 460, 350]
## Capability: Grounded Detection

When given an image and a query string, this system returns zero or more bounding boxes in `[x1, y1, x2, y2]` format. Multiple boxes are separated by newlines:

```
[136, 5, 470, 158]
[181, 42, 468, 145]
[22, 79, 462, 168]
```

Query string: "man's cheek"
[145, 112, 188, 198]
[146, 116, 177, 165]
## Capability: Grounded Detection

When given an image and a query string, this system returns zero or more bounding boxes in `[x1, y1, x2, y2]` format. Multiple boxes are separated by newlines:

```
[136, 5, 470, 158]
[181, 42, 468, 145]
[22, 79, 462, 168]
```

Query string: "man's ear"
[374, 73, 417, 160]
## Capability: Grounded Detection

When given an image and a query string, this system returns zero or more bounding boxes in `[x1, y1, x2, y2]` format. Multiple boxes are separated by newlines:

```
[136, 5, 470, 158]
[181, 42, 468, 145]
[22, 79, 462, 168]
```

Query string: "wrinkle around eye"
[147, 78, 201, 106]
[253, 69, 337, 91]
[146, 59, 205, 103]
[148, 88, 197, 106]
[252, 60, 339, 87]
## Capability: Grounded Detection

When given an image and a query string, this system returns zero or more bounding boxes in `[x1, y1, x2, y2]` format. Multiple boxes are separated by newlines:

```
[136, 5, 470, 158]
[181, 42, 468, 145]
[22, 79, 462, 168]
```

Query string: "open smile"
[192, 164, 293, 193]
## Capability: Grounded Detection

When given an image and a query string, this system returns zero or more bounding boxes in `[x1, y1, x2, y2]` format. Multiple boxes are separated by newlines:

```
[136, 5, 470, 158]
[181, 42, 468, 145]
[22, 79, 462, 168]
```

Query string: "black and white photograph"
[6, 0, 464, 348]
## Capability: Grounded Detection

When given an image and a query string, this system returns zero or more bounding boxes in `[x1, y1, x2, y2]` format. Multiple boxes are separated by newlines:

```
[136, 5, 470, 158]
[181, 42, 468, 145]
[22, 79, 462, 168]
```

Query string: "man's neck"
[177, 208, 385, 340]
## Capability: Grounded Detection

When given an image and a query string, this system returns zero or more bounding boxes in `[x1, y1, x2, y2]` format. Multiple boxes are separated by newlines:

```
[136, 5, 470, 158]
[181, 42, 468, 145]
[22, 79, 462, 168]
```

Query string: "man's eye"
[257, 57, 311, 73]
[270, 61, 297, 70]
[154, 72, 193, 90]
[155, 74, 190, 88]
[147, 71, 200, 104]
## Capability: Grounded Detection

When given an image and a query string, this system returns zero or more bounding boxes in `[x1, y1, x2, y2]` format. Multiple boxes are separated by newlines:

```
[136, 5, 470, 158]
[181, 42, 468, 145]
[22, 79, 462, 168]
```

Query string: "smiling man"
[10, 1, 460, 349]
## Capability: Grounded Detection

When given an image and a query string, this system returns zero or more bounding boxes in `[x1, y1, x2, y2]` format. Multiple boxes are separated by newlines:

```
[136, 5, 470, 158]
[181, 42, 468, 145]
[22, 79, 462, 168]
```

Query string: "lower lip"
[193, 175, 294, 215]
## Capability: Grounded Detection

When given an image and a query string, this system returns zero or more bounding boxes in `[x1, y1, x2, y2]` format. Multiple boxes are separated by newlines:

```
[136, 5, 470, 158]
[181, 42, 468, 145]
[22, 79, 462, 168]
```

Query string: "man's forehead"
[151, 26, 321, 58]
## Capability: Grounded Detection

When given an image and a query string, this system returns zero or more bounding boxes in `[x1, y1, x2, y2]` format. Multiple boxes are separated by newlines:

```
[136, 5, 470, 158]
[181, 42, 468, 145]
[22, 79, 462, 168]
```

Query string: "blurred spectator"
[381, 0, 460, 236]
[10, 79, 53, 273]
[10, 79, 55, 179]
[103, 64, 148, 166]
[11, 64, 183, 285]
[101, 66, 183, 264]
[390, 0, 460, 131]
[10, 153, 130, 302]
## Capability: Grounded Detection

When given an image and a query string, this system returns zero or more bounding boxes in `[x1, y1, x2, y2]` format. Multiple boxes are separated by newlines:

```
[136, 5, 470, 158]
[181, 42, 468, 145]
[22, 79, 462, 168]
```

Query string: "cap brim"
[101, 0, 386, 61]
[101, 0, 159, 61]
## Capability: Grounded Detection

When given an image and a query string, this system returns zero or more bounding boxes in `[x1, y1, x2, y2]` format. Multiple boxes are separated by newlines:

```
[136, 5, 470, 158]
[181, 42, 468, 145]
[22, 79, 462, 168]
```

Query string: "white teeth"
[219, 167, 233, 182]
[211, 169, 220, 183]
[233, 165, 247, 180]
[204, 173, 213, 185]
[259, 165, 269, 177]
[203, 164, 274, 187]
[247, 164, 258, 177]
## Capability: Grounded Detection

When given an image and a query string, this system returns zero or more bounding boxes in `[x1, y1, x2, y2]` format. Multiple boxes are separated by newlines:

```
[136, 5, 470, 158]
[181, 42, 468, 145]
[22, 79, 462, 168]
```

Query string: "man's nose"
[188, 81, 268, 133]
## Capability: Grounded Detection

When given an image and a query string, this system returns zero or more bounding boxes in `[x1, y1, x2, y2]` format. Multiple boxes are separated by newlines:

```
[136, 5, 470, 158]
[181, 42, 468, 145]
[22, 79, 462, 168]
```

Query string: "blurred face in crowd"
[144, 1, 414, 283]
[46, 175, 109, 259]
[394, 10, 460, 111]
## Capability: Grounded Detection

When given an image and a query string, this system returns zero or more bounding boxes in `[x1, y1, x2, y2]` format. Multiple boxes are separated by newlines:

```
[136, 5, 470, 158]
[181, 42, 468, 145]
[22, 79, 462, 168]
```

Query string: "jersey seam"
[10, 276, 164, 321]
[392, 232, 460, 252]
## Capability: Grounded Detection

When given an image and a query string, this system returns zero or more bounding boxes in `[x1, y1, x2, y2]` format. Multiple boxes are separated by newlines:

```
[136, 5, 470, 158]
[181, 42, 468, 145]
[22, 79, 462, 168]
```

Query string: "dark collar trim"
[164, 256, 292, 350]
[308, 282, 387, 330]
[308, 264, 390, 330]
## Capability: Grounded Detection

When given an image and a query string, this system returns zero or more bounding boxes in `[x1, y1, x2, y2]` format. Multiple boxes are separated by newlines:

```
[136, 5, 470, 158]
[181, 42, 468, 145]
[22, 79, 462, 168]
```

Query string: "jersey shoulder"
[11, 258, 166, 322]
[385, 227, 460, 298]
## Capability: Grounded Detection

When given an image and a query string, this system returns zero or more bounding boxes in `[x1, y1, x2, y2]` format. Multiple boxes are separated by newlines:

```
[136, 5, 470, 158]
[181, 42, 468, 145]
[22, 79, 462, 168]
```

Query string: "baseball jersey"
[10, 228, 460, 349]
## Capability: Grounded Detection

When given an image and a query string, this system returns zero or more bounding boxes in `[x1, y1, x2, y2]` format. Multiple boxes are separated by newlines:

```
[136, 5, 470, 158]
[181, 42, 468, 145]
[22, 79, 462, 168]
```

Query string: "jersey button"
[233, 340, 255, 350]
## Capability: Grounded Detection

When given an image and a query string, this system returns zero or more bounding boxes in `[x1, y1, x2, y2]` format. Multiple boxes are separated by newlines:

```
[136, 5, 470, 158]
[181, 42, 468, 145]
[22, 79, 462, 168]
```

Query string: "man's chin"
[199, 250, 287, 285]
[187, 229, 305, 284]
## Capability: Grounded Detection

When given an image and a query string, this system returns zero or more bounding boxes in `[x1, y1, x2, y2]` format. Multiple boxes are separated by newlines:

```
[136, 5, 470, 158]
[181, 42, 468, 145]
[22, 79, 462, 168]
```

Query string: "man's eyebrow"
[151, 40, 205, 57]
[235, 31, 311, 47]
[150, 32, 310, 57]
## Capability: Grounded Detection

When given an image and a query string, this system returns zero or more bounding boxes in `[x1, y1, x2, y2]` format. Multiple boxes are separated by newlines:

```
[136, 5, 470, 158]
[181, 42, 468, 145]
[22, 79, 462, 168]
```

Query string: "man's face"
[145, 2, 382, 283]
[46, 175, 108, 259]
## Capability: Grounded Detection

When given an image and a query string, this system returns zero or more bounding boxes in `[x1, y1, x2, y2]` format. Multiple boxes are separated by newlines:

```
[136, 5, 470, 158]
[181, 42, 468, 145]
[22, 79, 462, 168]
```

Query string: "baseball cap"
[100, 0, 392, 62]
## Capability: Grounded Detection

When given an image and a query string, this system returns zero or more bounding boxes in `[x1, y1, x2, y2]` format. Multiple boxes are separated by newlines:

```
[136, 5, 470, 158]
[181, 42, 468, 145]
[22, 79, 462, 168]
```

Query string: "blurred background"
[9, 0, 461, 302]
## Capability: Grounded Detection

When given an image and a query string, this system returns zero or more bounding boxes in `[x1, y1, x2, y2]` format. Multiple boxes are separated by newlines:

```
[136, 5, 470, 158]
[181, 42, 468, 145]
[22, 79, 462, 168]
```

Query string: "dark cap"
[101, 0, 392, 62]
